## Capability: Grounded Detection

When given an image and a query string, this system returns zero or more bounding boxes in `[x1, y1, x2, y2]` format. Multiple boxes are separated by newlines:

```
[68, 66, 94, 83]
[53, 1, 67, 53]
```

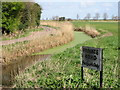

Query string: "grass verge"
[14, 21, 119, 88]
[14, 36, 119, 88]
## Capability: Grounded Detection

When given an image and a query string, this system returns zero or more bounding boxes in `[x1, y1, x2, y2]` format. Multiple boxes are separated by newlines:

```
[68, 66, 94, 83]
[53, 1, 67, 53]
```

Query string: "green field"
[72, 21, 118, 35]
[14, 21, 119, 88]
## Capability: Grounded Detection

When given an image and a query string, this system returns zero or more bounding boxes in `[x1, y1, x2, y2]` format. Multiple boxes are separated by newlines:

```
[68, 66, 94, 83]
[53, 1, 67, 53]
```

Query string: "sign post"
[81, 66, 84, 81]
[100, 70, 103, 88]
[81, 46, 103, 88]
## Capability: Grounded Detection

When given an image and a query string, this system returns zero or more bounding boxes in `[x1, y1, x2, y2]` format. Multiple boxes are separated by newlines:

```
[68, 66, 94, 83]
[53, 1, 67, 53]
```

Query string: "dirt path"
[0, 26, 57, 45]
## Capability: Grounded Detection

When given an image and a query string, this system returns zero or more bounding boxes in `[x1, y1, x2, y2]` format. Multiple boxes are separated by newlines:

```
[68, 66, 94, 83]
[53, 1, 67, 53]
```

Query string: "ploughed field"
[12, 21, 119, 88]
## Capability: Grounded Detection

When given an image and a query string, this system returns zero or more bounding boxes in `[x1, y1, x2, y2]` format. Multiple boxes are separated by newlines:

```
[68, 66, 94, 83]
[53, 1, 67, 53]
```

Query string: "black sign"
[81, 46, 103, 88]
[81, 46, 103, 71]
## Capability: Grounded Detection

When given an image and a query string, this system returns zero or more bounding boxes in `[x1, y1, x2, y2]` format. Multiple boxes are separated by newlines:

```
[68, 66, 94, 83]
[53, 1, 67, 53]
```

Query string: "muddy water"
[2, 54, 51, 86]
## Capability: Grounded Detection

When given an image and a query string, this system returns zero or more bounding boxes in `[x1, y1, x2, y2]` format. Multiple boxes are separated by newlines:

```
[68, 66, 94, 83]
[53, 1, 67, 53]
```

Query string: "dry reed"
[74, 25, 100, 38]
[2, 21, 74, 64]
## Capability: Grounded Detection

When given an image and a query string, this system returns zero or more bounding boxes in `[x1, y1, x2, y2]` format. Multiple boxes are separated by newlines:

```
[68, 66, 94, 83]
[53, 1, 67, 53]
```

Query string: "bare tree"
[86, 13, 91, 20]
[112, 15, 115, 20]
[103, 13, 108, 20]
[95, 13, 100, 20]
[77, 14, 79, 20]
[52, 16, 54, 20]
[84, 16, 87, 20]
[93, 16, 96, 20]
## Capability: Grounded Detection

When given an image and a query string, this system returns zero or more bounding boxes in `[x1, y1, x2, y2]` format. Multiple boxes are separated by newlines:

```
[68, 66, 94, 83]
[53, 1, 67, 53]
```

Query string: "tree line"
[79, 13, 119, 20]
[43, 13, 119, 21]
[2, 2, 42, 34]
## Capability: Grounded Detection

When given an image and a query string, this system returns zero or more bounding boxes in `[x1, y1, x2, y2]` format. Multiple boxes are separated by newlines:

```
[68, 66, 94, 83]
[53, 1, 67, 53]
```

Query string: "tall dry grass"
[74, 25, 100, 38]
[2, 21, 74, 64]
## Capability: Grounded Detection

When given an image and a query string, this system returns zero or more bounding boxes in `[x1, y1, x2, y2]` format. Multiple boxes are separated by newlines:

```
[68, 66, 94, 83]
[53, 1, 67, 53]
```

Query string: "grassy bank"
[2, 21, 74, 65]
[72, 21, 118, 35]
[33, 31, 91, 55]
[14, 21, 119, 88]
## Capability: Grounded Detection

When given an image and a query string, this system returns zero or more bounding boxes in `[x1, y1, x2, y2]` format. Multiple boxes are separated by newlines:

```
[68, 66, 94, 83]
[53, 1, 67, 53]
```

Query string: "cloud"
[106, 8, 110, 11]
[79, 2, 95, 8]
[39, 1, 118, 19]
[102, 3, 113, 7]
[34, 0, 119, 3]
[94, 9, 99, 13]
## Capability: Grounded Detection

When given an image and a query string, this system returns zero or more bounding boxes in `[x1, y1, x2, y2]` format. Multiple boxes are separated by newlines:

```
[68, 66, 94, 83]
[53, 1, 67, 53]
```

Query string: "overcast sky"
[34, 0, 119, 20]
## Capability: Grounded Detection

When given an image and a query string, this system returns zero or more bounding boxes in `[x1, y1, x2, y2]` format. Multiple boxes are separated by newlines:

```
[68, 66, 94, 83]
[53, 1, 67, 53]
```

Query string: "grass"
[72, 21, 118, 35]
[14, 36, 119, 88]
[1, 28, 43, 41]
[14, 21, 119, 88]
[33, 31, 91, 55]
[2, 41, 29, 52]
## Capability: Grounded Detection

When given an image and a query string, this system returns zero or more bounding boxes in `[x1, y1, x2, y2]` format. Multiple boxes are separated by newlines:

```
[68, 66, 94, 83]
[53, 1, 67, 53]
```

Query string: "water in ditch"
[1, 54, 51, 87]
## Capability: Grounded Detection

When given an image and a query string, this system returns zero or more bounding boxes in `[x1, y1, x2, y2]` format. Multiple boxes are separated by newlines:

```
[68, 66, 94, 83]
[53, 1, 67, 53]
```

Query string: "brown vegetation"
[2, 21, 74, 65]
[101, 32, 113, 37]
[74, 25, 100, 38]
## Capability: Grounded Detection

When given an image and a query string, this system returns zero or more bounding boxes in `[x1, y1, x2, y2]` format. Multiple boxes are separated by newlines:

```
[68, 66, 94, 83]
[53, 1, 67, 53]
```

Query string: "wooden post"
[81, 66, 84, 81]
[100, 70, 103, 88]
[100, 48, 103, 88]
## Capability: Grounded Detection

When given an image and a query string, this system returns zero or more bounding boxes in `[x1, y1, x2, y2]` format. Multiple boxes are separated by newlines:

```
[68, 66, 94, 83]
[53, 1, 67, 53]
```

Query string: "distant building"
[59, 17, 65, 21]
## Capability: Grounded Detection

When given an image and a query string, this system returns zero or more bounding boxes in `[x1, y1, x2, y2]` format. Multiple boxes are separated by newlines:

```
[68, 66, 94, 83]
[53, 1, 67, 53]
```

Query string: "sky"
[34, 0, 119, 20]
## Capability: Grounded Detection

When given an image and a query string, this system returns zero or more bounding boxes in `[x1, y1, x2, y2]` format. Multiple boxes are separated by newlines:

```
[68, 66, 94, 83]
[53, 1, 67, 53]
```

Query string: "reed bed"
[74, 25, 100, 38]
[2, 21, 74, 64]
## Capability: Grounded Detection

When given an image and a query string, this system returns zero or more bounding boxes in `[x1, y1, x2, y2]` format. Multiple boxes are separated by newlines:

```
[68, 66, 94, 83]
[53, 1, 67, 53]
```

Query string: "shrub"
[2, 2, 42, 34]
